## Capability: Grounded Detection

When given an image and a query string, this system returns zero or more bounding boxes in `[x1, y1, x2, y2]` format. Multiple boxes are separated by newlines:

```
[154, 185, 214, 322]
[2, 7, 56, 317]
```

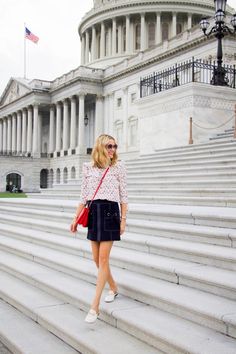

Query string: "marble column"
[112, 18, 117, 55]
[108, 26, 112, 56]
[56, 102, 62, 152]
[126, 15, 130, 54]
[91, 26, 97, 61]
[49, 105, 55, 153]
[188, 13, 192, 29]
[3, 118, 7, 153]
[63, 99, 69, 151]
[85, 31, 90, 63]
[70, 96, 77, 150]
[172, 12, 177, 37]
[12, 114, 17, 153]
[7, 116, 12, 153]
[141, 13, 147, 51]
[38, 114, 42, 153]
[22, 109, 27, 153]
[156, 12, 161, 44]
[33, 105, 39, 154]
[100, 22, 105, 58]
[0, 119, 3, 153]
[78, 93, 85, 152]
[81, 34, 85, 65]
[16, 111, 22, 153]
[95, 95, 104, 138]
[118, 24, 122, 54]
[27, 107, 33, 154]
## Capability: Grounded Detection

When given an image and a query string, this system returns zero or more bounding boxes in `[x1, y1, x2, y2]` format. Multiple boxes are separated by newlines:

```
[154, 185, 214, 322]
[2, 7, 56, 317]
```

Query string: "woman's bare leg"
[90, 241, 114, 313]
[91, 241, 118, 293]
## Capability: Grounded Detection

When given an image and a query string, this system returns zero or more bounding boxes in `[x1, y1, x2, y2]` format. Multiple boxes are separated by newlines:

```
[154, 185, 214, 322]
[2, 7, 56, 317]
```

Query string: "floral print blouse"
[80, 160, 128, 205]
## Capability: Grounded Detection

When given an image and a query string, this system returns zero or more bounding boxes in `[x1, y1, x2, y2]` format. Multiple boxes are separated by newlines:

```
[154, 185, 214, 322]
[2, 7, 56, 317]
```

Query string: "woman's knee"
[99, 255, 109, 268]
[93, 256, 99, 267]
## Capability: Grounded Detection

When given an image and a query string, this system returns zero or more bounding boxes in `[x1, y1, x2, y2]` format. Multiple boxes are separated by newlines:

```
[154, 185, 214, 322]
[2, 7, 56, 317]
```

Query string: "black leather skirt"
[87, 199, 121, 242]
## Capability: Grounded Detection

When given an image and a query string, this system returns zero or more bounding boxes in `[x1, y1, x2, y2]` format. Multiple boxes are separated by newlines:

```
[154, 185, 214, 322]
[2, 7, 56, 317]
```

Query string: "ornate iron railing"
[140, 57, 236, 98]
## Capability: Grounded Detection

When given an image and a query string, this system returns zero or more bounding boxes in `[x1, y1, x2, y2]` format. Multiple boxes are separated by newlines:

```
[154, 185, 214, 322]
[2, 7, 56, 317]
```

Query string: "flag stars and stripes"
[25, 27, 39, 44]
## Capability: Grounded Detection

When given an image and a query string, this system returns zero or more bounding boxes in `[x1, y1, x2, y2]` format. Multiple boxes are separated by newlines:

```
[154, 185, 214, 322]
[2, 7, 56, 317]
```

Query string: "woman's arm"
[120, 202, 128, 235]
[70, 163, 88, 233]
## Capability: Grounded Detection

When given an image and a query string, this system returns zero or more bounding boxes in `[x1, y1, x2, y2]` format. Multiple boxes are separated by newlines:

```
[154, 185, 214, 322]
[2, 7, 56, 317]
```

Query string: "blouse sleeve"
[79, 163, 88, 205]
[118, 161, 128, 204]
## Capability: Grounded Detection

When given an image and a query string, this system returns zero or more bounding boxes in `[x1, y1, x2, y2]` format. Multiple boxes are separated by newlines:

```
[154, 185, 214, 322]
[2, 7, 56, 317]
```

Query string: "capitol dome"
[78, 0, 234, 68]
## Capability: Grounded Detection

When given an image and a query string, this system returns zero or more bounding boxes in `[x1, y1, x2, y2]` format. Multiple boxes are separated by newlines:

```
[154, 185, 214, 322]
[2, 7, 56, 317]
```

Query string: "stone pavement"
[0, 342, 12, 354]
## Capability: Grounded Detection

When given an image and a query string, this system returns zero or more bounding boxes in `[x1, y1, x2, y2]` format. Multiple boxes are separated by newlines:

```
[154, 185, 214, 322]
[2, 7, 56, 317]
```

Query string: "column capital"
[96, 94, 104, 101]
[77, 90, 87, 97]
[49, 104, 56, 110]
[63, 98, 69, 105]
[70, 95, 77, 102]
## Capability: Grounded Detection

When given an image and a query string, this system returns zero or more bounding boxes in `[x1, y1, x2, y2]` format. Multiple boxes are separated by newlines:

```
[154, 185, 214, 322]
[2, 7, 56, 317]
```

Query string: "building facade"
[0, 0, 235, 192]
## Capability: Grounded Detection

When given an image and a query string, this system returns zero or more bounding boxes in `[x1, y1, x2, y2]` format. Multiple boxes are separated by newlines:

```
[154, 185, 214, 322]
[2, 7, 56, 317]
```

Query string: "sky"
[0, 0, 236, 96]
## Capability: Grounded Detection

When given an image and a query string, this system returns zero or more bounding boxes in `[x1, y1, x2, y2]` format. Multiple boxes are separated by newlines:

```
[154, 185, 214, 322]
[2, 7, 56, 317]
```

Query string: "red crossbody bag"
[75, 166, 110, 229]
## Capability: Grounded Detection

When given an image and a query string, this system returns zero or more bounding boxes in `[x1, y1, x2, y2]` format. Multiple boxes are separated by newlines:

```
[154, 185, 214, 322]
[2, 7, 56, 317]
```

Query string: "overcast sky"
[1, 0, 236, 96]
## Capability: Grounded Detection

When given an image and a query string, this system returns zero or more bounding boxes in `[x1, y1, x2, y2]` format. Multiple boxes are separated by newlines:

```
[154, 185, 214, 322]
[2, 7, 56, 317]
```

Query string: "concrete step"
[1, 251, 236, 342]
[1, 199, 235, 228]
[152, 139, 236, 155]
[0, 228, 236, 301]
[127, 188, 236, 196]
[126, 151, 236, 167]
[1, 219, 235, 271]
[127, 156, 236, 169]
[0, 299, 80, 354]
[0, 270, 159, 354]
[0, 206, 235, 248]
[127, 164, 236, 175]
[127, 195, 236, 207]
[133, 145, 236, 161]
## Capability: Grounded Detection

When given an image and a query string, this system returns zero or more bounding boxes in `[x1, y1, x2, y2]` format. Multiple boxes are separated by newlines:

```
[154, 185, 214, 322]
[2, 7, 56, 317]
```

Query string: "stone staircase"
[30, 139, 236, 207]
[0, 138, 236, 353]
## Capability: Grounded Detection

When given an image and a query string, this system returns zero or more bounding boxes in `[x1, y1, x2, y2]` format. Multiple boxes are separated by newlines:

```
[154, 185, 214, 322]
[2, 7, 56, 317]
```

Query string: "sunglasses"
[106, 144, 118, 150]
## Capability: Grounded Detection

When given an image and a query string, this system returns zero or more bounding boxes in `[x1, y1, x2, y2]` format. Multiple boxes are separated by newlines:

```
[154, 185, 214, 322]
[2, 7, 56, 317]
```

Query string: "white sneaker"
[85, 309, 99, 323]
[104, 290, 118, 303]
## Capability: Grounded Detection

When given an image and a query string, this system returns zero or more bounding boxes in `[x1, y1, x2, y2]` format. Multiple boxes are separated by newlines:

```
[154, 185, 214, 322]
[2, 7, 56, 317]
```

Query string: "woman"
[70, 134, 128, 323]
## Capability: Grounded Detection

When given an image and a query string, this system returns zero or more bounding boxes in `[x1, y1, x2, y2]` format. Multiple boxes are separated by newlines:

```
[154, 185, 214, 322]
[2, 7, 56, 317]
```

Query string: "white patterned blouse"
[79, 160, 128, 205]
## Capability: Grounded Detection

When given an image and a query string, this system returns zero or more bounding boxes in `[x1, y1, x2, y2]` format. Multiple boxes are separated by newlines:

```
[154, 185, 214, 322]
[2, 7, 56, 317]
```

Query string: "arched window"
[63, 167, 68, 184]
[148, 22, 155, 47]
[40, 169, 48, 189]
[162, 23, 169, 41]
[135, 23, 141, 50]
[177, 23, 182, 35]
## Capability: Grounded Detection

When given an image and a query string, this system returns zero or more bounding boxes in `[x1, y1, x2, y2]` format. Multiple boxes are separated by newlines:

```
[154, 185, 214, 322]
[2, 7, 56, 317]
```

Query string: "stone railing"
[51, 66, 104, 90]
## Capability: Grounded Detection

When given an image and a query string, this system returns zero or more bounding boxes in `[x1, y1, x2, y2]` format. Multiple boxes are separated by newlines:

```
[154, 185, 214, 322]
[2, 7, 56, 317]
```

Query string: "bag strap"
[88, 166, 110, 208]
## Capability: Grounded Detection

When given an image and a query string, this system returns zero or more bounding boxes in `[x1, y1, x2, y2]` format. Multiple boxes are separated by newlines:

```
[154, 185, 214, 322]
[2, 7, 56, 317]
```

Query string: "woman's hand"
[120, 219, 126, 235]
[70, 220, 77, 233]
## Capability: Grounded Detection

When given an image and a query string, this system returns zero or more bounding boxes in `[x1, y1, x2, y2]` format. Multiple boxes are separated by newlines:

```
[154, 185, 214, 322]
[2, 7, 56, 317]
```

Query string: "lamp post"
[200, 0, 236, 86]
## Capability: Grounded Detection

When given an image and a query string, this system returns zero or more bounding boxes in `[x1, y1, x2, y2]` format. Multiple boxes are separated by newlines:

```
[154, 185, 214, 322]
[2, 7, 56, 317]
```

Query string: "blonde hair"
[91, 134, 118, 168]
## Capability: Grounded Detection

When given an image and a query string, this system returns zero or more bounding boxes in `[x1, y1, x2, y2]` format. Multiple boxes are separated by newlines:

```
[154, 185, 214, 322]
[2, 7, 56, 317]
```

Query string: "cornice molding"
[79, 0, 217, 34]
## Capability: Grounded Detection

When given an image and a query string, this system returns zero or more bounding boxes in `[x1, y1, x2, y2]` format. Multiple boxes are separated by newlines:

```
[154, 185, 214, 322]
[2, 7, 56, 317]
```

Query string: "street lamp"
[200, 0, 236, 86]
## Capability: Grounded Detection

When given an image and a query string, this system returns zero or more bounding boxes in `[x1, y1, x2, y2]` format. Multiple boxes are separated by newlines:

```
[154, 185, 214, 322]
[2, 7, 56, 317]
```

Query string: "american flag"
[25, 27, 39, 44]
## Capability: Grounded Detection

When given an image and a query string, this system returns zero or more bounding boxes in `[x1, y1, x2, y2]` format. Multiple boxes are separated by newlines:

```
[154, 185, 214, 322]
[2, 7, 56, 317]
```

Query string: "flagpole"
[24, 23, 26, 79]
